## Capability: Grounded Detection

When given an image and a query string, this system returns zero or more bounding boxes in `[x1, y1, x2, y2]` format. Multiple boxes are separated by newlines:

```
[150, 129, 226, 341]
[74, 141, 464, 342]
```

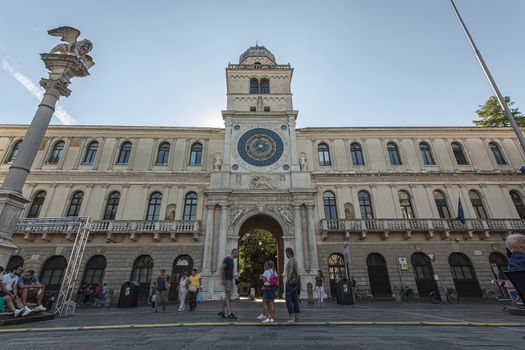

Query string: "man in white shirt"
[1, 265, 33, 317]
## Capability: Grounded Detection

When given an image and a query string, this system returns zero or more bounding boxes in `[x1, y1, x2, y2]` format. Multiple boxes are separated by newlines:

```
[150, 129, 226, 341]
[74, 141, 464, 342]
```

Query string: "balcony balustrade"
[320, 218, 525, 240]
[15, 218, 201, 242]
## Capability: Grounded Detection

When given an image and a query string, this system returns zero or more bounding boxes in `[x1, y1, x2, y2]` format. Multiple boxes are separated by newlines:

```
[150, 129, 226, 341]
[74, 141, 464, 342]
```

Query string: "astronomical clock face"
[232, 126, 289, 172]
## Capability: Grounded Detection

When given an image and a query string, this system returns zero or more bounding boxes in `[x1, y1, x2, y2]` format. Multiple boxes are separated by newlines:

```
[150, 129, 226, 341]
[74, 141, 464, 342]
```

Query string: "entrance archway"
[366, 253, 392, 298]
[449, 253, 482, 297]
[238, 214, 284, 298]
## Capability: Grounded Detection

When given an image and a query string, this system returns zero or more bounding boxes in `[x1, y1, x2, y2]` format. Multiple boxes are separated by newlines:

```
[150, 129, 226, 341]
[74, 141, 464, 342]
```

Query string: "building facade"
[1, 46, 524, 301]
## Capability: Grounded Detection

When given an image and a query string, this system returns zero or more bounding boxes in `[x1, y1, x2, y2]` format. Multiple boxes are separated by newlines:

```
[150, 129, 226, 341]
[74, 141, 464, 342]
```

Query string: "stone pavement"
[0, 299, 524, 349]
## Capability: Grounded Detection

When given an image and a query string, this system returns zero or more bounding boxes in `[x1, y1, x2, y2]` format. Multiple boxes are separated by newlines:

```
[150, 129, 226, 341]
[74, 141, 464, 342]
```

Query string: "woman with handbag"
[177, 272, 189, 311]
[187, 268, 201, 311]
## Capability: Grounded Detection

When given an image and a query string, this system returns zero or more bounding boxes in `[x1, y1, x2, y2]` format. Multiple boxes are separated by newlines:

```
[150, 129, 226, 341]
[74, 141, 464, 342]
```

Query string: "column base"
[0, 188, 27, 267]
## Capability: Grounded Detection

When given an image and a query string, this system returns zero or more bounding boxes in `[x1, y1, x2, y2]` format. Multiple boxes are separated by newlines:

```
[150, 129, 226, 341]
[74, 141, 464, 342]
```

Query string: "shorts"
[262, 285, 276, 300]
[223, 280, 233, 295]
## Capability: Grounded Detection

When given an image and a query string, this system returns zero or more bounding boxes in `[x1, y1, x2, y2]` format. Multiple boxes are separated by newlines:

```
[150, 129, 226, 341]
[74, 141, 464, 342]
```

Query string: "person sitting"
[0, 279, 25, 316]
[506, 233, 525, 271]
[93, 282, 108, 307]
[1, 266, 32, 317]
[18, 270, 46, 312]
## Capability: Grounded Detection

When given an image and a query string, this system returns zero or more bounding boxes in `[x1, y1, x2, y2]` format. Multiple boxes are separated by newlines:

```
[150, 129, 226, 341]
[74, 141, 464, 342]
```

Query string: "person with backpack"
[261, 260, 278, 323]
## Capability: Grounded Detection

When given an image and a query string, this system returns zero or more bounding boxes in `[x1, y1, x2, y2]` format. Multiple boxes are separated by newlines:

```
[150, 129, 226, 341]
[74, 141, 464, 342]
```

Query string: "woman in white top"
[261, 260, 277, 323]
[177, 272, 188, 311]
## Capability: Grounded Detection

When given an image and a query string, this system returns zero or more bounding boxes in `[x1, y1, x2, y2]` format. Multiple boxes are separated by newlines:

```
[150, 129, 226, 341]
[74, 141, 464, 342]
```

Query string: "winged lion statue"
[48, 26, 94, 69]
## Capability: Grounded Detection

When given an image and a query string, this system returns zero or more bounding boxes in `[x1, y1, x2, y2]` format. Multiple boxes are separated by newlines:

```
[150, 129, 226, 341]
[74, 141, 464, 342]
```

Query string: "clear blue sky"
[1, 0, 523, 128]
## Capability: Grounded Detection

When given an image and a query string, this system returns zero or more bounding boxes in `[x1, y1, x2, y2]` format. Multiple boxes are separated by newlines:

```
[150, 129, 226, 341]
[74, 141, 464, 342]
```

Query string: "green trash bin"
[335, 278, 354, 305]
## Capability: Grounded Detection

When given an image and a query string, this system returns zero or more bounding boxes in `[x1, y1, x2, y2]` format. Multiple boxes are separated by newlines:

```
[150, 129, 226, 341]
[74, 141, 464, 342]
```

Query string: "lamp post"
[449, 0, 525, 155]
[0, 27, 94, 266]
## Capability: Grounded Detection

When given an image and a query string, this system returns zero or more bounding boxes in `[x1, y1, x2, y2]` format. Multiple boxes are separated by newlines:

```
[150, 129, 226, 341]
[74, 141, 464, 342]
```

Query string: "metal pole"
[449, 0, 525, 155]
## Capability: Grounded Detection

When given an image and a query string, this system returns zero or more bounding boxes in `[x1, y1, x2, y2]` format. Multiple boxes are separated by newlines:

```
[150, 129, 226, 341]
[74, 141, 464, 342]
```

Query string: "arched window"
[5, 140, 22, 163]
[510, 191, 525, 219]
[411, 252, 437, 297]
[131, 255, 153, 284]
[351, 142, 365, 166]
[189, 143, 203, 166]
[489, 252, 508, 280]
[328, 253, 345, 297]
[40, 256, 67, 292]
[27, 191, 46, 218]
[116, 142, 132, 164]
[398, 190, 414, 218]
[433, 190, 451, 219]
[318, 143, 331, 166]
[82, 141, 99, 164]
[103, 191, 120, 220]
[366, 253, 392, 297]
[155, 142, 170, 166]
[250, 78, 259, 94]
[67, 191, 84, 217]
[387, 142, 402, 165]
[449, 253, 482, 297]
[469, 190, 487, 219]
[47, 141, 65, 164]
[170, 255, 194, 300]
[419, 142, 435, 165]
[358, 190, 374, 219]
[146, 192, 162, 221]
[260, 78, 270, 94]
[6, 255, 24, 272]
[82, 255, 107, 284]
[131, 255, 154, 302]
[489, 142, 507, 165]
[323, 191, 338, 219]
[452, 142, 468, 165]
[183, 192, 198, 220]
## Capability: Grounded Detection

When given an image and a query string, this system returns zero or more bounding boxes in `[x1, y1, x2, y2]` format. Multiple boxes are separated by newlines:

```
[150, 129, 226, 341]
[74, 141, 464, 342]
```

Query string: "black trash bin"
[335, 278, 354, 305]
[118, 281, 140, 308]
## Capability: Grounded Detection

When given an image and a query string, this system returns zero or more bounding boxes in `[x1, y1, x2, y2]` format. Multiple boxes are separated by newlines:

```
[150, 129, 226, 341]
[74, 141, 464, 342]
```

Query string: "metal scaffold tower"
[54, 217, 92, 317]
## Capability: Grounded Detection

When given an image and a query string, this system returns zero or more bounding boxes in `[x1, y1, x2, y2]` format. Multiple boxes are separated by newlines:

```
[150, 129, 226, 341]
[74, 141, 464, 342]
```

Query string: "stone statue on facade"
[299, 154, 308, 171]
[250, 175, 276, 190]
[213, 154, 222, 171]
[256, 96, 263, 111]
[48, 26, 95, 69]
[277, 207, 293, 225]
[228, 207, 247, 234]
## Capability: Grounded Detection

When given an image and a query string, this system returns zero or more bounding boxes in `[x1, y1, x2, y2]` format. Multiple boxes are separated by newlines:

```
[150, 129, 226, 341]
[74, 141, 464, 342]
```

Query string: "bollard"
[392, 285, 402, 304]
[106, 288, 114, 308]
[250, 287, 255, 300]
[307, 282, 314, 304]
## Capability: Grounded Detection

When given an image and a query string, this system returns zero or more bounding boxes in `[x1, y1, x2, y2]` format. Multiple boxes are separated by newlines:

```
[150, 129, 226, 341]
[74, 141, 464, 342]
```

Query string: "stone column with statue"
[0, 27, 94, 266]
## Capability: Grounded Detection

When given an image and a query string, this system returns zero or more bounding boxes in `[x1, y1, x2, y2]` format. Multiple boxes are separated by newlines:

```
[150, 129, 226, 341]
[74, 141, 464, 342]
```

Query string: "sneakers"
[227, 313, 238, 320]
[286, 316, 296, 323]
[22, 306, 34, 317]
[14, 308, 24, 318]
[217, 311, 227, 319]
[262, 317, 274, 323]
[35, 305, 47, 312]
[256, 314, 266, 320]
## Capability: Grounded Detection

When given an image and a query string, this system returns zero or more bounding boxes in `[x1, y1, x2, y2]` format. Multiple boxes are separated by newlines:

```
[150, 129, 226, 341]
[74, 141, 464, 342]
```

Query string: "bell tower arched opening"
[238, 214, 284, 298]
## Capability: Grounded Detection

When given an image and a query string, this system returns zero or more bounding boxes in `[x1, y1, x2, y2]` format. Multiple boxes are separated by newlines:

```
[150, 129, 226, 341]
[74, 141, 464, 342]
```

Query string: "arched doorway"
[449, 253, 482, 297]
[328, 253, 345, 297]
[366, 253, 392, 297]
[169, 255, 193, 300]
[411, 252, 437, 297]
[40, 255, 67, 293]
[238, 214, 284, 298]
[489, 252, 508, 280]
[130, 255, 154, 303]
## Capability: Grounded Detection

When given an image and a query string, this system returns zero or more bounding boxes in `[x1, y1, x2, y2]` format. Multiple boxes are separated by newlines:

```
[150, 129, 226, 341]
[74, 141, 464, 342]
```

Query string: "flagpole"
[449, 0, 525, 156]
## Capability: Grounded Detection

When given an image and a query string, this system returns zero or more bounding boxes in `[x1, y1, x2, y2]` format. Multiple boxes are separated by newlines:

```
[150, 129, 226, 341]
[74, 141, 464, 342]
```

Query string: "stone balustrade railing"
[320, 218, 525, 240]
[15, 218, 201, 242]
[228, 63, 291, 69]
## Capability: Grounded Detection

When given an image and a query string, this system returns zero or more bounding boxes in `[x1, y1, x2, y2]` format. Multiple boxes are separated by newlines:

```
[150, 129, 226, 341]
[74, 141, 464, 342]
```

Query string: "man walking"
[152, 269, 170, 312]
[218, 248, 239, 320]
[285, 247, 300, 323]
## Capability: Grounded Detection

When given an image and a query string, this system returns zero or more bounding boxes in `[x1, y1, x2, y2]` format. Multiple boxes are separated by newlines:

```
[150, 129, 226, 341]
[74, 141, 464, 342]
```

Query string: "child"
[315, 270, 325, 307]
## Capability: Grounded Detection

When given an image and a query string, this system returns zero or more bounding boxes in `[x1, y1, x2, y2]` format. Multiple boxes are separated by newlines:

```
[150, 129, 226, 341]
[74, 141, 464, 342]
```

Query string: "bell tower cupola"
[226, 45, 293, 112]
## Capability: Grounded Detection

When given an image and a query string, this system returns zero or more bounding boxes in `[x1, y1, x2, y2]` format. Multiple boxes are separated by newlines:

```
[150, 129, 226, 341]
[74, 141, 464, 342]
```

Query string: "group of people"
[151, 267, 202, 312]
[0, 265, 47, 317]
[78, 281, 109, 307]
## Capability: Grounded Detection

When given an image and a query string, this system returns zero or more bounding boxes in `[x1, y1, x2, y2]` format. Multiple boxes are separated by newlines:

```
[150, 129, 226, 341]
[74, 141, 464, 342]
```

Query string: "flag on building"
[456, 198, 465, 224]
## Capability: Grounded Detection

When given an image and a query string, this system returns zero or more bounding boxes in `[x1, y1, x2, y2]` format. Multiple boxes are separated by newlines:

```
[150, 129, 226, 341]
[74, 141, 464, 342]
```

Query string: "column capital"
[39, 78, 71, 98]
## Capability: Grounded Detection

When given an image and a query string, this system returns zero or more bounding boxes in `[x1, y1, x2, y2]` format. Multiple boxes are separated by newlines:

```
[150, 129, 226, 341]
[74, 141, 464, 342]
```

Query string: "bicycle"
[398, 286, 416, 301]
[429, 287, 458, 304]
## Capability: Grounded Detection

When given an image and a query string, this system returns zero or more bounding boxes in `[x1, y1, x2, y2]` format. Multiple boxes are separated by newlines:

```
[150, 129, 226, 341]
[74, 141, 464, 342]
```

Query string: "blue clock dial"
[237, 128, 284, 167]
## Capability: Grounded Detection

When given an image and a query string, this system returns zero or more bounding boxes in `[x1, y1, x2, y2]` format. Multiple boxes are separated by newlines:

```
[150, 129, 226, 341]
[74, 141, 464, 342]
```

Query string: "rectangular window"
[250, 106, 256, 112]
[264, 107, 270, 112]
